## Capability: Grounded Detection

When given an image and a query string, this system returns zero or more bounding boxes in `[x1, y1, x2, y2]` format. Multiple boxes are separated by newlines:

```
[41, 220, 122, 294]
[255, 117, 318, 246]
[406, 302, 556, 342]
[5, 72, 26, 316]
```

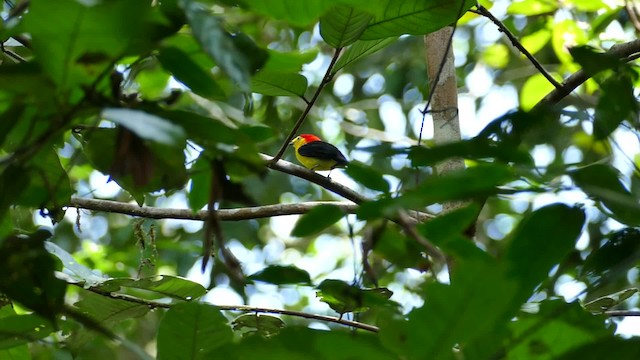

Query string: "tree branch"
[473, 4, 562, 89]
[84, 285, 379, 333]
[270, 47, 343, 164]
[69, 197, 361, 221]
[534, 39, 640, 110]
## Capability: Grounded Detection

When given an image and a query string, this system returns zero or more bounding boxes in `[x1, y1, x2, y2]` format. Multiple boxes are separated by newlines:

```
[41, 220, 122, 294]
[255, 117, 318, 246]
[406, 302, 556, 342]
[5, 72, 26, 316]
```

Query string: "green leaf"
[0, 231, 67, 321]
[183, 0, 267, 92]
[359, 0, 475, 40]
[507, 0, 558, 15]
[593, 70, 638, 139]
[251, 70, 308, 97]
[333, 37, 397, 74]
[506, 204, 585, 302]
[520, 72, 562, 111]
[158, 46, 225, 99]
[243, 0, 334, 27]
[552, 20, 587, 65]
[74, 290, 149, 325]
[232, 314, 285, 337]
[398, 259, 518, 359]
[188, 155, 212, 212]
[583, 288, 639, 313]
[25, 0, 154, 89]
[508, 300, 613, 359]
[358, 164, 515, 219]
[581, 228, 640, 281]
[248, 265, 312, 285]
[102, 108, 187, 147]
[0, 314, 54, 350]
[557, 337, 640, 360]
[157, 302, 233, 360]
[262, 49, 318, 72]
[320, 5, 373, 48]
[344, 160, 390, 192]
[214, 327, 394, 359]
[316, 279, 396, 315]
[44, 241, 108, 287]
[373, 226, 431, 271]
[291, 205, 345, 237]
[569, 46, 622, 77]
[95, 275, 207, 301]
[408, 138, 533, 166]
[570, 164, 640, 225]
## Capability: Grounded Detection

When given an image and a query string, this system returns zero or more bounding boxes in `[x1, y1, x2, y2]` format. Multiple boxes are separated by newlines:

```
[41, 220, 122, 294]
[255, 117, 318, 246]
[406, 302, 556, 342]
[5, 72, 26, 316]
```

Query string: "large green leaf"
[387, 259, 518, 359]
[320, 5, 373, 48]
[157, 302, 233, 360]
[214, 327, 394, 359]
[243, 0, 335, 27]
[359, 0, 475, 40]
[506, 204, 585, 302]
[507, 300, 613, 359]
[25, 0, 154, 89]
[0, 313, 54, 350]
[74, 290, 150, 325]
[593, 70, 638, 139]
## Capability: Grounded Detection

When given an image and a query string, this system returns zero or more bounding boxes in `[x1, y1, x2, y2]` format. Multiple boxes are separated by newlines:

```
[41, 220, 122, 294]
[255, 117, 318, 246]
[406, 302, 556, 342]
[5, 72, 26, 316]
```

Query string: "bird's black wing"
[298, 141, 348, 165]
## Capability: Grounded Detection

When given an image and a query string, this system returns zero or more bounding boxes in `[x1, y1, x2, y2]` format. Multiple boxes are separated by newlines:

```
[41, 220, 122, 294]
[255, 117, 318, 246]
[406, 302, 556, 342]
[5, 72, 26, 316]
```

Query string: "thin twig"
[84, 285, 379, 332]
[270, 47, 343, 164]
[604, 310, 640, 317]
[473, 4, 562, 89]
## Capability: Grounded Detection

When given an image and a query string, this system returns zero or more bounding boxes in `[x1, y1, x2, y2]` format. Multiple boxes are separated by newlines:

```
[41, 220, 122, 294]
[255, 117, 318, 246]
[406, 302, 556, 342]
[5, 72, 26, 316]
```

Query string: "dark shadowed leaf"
[158, 46, 225, 99]
[557, 337, 640, 359]
[291, 205, 345, 237]
[316, 279, 396, 315]
[583, 288, 639, 313]
[248, 265, 311, 285]
[345, 160, 390, 192]
[570, 164, 640, 225]
[157, 302, 232, 360]
[581, 228, 640, 281]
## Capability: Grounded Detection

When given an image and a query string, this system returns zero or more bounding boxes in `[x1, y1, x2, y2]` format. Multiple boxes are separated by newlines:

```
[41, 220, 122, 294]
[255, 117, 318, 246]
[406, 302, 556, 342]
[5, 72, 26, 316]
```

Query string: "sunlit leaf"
[102, 108, 186, 147]
[320, 5, 372, 48]
[251, 70, 308, 97]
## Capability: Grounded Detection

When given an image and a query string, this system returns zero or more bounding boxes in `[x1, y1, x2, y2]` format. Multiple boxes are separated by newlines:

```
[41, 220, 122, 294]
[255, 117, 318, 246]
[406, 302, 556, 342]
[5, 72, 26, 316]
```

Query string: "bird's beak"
[289, 137, 296, 145]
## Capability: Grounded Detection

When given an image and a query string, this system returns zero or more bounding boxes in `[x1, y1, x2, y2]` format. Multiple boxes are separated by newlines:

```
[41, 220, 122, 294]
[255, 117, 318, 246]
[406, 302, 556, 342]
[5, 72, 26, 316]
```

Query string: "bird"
[289, 134, 349, 178]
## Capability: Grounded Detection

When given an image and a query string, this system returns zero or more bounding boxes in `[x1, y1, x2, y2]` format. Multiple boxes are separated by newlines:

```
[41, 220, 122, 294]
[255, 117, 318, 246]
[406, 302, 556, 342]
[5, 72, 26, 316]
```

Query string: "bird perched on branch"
[290, 134, 349, 177]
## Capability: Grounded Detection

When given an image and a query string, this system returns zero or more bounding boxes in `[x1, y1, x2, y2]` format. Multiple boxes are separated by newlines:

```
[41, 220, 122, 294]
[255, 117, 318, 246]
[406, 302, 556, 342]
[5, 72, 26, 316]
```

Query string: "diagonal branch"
[534, 39, 640, 110]
[473, 4, 562, 89]
[270, 47, 343, 164]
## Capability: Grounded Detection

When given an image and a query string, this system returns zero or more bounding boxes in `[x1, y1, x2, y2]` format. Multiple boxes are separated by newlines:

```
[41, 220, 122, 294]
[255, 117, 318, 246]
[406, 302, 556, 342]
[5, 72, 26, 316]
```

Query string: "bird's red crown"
[299, 134, 322, 143]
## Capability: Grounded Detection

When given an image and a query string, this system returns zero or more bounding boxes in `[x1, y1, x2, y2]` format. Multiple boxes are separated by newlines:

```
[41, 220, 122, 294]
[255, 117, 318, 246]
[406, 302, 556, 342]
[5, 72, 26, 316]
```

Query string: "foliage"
[1, 0, 639, 359]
